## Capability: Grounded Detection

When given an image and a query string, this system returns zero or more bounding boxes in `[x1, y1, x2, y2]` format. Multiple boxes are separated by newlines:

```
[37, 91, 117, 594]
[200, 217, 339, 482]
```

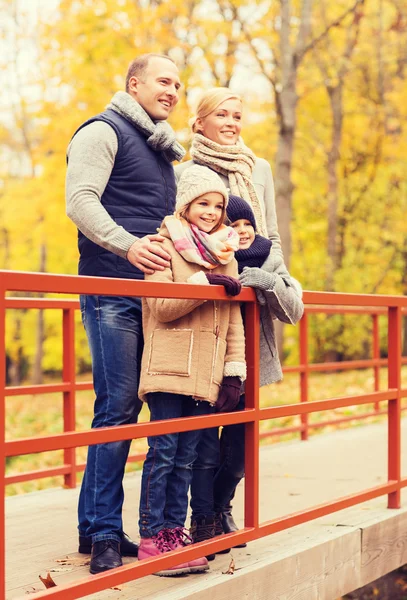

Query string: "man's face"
[128, 57, 181, 120]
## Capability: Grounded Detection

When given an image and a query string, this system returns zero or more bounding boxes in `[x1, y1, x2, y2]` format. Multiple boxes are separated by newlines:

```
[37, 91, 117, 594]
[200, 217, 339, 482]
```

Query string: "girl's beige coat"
[138, 225, 246, 404]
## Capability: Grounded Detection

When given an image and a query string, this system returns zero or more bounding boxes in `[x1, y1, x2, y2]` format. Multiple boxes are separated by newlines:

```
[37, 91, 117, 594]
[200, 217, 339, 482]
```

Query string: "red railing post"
[299, 313, 309, 441]
[372, 314, 380, 410]
[244, 298, 260, 530]
[0, 276, 6, 600]
[387, 305, 401, 509]
[62, 307, 76, 488]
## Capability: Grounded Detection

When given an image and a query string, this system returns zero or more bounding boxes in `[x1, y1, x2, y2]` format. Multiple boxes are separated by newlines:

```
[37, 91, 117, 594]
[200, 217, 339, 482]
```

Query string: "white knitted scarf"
[108, 92, 185, 163]
[191, 133, 268, 236]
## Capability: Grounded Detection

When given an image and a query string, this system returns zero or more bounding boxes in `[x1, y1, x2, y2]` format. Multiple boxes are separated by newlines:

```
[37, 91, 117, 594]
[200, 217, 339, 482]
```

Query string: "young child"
[137, 166, 246, 576]
[190, 195, 304, 555]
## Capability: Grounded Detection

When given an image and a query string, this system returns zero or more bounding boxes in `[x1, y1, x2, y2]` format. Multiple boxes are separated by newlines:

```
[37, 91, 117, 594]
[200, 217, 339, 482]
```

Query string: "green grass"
[5, 367, 407, 496]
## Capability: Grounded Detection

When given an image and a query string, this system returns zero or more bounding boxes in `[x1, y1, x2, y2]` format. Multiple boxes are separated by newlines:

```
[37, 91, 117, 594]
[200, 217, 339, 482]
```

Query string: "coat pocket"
[147, 329, 193, 376]
[212, 337, 227, 386]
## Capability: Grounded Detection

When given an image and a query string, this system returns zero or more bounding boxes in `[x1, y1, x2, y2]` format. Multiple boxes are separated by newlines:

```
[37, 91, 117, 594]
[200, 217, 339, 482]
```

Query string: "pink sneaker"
[167, 527, 209, 573]
[138, 530, 190, 577]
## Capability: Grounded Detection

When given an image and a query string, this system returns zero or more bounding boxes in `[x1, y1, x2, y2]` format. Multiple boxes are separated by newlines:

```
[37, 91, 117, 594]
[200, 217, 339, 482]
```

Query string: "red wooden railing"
[1, 270, 407, 600]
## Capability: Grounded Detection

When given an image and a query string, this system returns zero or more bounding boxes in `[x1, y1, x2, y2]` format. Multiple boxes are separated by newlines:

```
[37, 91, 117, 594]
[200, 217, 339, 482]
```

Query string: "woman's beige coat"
[138, 223, 246, 404]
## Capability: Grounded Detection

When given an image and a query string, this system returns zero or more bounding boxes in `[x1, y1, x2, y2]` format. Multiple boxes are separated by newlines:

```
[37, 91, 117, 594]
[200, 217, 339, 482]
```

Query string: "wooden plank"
[359, 508, 407, 587]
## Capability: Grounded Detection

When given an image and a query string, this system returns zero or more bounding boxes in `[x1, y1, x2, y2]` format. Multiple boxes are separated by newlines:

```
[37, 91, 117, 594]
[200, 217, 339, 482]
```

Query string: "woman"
[175, 88, 286, 555]
[174, 87, 282, 258]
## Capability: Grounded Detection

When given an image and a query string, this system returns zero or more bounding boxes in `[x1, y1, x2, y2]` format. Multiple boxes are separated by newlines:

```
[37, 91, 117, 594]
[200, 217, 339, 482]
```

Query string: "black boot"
[190, 516, 216, 561]
[214, 513, 230, 554]
[222, 507, 247, 548]
[79, 532, 138, 556]
[89, 540, 122, 574]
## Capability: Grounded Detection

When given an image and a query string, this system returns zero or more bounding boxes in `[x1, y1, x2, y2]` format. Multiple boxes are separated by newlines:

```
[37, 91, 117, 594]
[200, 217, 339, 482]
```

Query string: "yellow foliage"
[1, 0, 407, 373]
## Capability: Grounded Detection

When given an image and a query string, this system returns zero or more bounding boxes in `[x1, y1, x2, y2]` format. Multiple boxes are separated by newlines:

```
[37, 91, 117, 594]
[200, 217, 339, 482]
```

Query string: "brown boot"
[190, 516, 216, 561]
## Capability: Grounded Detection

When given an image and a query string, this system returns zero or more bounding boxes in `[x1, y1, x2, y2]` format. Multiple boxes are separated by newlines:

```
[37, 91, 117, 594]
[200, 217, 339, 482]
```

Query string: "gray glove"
[239, 267, 274, 292]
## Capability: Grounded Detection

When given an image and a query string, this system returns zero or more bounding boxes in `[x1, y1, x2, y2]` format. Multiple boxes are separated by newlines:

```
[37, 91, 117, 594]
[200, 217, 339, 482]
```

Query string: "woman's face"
[230, 219, 255, 249]
[196, 98, 242, 145]
[186, 192, 225, 233]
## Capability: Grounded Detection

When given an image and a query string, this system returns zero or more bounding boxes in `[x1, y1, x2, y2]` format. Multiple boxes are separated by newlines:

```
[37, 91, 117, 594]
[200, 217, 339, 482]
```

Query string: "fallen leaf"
[39, 573, 57, 589]
[222, 556, 235, 575]
[50, 567, 74, 573]
[111, 585, 123, 591]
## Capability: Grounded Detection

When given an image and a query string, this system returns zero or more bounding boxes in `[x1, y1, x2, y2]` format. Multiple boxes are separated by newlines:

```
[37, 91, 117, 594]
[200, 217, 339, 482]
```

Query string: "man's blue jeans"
[78, 295, 143, 543]
[139, 392, 214, 538]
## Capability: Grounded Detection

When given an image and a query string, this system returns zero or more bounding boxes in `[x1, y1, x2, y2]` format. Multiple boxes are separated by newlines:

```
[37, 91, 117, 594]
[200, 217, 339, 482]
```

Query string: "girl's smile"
[186, 192, 225, 233]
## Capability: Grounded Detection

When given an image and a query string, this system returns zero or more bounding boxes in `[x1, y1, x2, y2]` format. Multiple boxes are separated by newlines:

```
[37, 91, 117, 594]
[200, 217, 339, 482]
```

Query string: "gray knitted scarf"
[191, 133, 268, 237]
[108, 91, 185, 163]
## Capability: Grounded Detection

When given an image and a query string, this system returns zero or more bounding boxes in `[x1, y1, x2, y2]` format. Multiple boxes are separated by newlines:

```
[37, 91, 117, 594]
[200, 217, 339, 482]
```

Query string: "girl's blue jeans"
[139, 392, 214, 538]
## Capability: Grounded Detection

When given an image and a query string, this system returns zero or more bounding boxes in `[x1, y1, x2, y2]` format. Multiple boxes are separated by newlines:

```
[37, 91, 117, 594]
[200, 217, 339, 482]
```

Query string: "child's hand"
[239, 267, 270, 291]
[215, 376, 241, 412]
[206, 273, 241, 296]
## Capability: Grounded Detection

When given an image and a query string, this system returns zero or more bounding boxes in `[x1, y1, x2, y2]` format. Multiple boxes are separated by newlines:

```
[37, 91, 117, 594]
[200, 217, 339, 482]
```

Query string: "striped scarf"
[164, 215, 239, 269]
[191, 133, 268, 237]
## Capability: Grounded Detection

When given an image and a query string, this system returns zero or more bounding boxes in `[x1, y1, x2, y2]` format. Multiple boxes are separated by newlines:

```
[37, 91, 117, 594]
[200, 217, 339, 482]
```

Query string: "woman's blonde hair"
[175, 196, 227, 234]
[190, 87, 242, 133]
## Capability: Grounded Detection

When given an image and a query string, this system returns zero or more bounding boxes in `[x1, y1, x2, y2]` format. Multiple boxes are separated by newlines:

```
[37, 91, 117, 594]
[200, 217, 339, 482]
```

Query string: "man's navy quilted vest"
[71, 108, 176, 279]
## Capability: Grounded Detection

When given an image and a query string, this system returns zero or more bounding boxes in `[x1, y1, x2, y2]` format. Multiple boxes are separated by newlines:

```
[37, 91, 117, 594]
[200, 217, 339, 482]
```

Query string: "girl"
[137, 166, 246, 576]
[190, 195, 304, 556]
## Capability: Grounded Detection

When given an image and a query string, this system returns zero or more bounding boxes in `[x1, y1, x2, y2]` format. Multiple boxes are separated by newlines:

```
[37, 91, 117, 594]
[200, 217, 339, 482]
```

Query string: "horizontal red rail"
[2, 270, 406, 600]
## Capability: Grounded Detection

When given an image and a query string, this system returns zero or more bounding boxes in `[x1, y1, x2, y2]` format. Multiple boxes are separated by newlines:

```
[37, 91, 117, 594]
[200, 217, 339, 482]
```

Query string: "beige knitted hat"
[176, 165, 229, 211]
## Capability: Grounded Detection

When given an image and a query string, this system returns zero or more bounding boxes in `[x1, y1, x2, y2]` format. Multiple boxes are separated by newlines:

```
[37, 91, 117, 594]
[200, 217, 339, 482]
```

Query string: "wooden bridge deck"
[6, 419, 407, 599]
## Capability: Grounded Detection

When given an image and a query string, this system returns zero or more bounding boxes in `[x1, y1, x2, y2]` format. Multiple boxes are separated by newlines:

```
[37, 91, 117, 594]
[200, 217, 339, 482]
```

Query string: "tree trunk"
[326, 84, 344, 291]
[9, 317, 23, 386]
[274, 0, 312, 355]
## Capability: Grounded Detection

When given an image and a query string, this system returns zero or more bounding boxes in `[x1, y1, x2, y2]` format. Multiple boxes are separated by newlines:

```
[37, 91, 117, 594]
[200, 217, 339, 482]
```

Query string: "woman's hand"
[206, 273, 241, 296]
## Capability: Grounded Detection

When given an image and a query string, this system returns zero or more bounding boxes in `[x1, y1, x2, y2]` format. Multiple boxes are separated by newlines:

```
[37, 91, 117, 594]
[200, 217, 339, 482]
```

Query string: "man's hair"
[125, 53, 176, 92]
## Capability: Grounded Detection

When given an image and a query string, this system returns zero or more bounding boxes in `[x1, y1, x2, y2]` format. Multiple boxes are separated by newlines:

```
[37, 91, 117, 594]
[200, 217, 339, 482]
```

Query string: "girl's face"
[186, 192, 225, 233]
[230, 219, 255, 249]
[196, 98, 243, 145]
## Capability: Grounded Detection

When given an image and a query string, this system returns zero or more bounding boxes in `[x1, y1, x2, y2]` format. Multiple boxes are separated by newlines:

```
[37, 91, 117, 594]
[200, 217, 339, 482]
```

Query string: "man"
[66, 53, 184, 574]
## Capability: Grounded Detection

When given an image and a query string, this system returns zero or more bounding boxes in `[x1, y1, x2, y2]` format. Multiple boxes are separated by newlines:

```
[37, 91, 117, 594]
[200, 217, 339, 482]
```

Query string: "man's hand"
[127, 234, 171, 275]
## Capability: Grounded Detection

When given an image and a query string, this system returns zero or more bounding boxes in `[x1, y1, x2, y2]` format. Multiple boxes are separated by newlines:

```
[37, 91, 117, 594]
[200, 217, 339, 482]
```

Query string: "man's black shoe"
[89, 540, 122, 574]
[79, 532, 138, 556]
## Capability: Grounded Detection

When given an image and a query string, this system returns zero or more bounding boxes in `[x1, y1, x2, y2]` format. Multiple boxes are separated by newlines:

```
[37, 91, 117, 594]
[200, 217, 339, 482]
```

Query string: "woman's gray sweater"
[252, 251, 304, 387]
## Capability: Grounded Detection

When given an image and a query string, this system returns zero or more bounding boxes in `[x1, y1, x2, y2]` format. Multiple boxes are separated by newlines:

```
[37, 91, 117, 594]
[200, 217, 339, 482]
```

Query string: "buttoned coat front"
[138, 223, 246, 405]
